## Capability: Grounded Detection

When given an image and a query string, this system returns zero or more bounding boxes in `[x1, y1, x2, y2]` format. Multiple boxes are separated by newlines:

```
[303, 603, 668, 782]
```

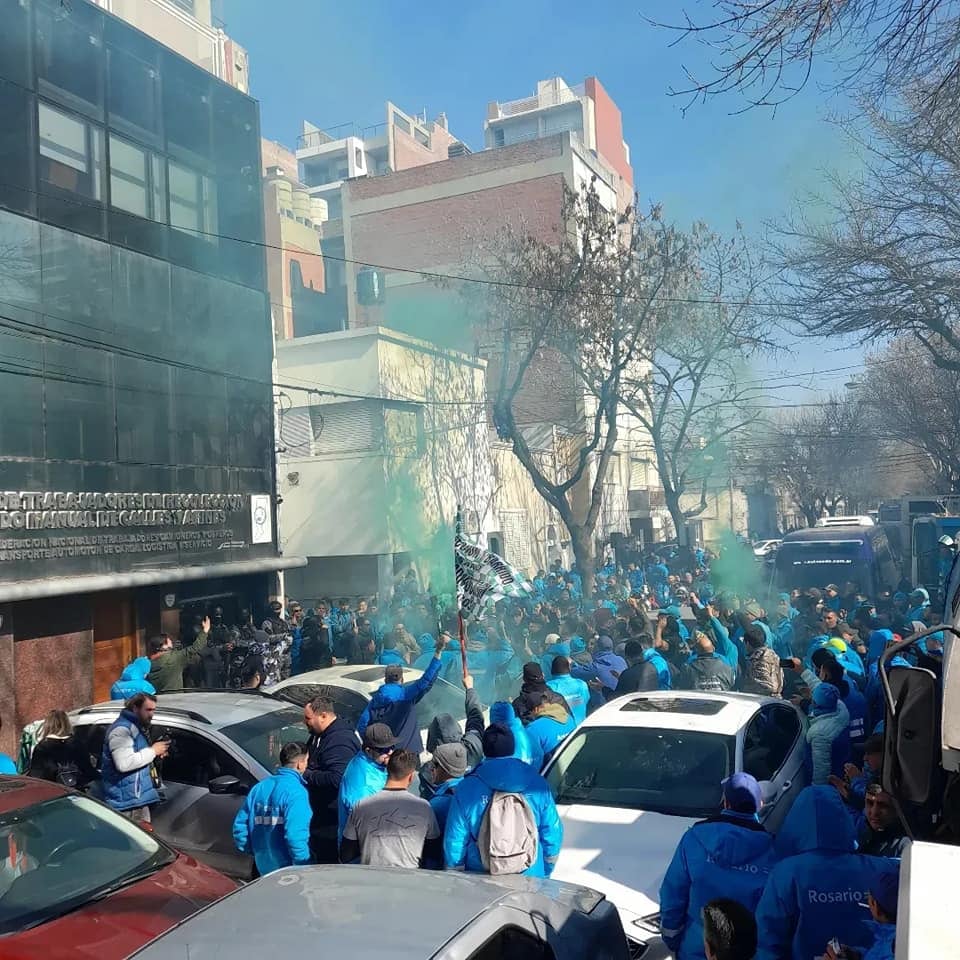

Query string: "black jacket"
[857, 823, 909, 858]
[27, 735, 98, 788]
[303, 717, 359, 831]
[615, 659, 658, 694]
[512, 684, 572, 725]
[680, 654, 735, 692]
[419, 687, 485, 800]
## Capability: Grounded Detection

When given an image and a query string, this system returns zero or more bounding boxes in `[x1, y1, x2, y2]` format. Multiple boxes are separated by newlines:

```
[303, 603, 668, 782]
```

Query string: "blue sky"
[221, 0, 866, 394]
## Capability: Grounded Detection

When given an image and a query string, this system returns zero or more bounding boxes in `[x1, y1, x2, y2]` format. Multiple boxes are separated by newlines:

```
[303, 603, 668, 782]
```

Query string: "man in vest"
[100, 693, 169, 823]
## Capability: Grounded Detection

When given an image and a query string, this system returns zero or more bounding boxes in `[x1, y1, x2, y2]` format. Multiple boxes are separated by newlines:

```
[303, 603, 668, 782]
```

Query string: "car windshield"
[219, 707, 311, 771]
[0, 794, 173, 934]
[414, 678, 471, 730]
[546, 726, 735, 818]
[268, 684, 369, 727]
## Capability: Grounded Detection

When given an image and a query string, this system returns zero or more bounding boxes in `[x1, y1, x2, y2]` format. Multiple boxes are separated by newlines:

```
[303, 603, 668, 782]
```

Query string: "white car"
[543, 691, 808, 958]
[269, 663, 485, 762]
[753, 539, 782, 558]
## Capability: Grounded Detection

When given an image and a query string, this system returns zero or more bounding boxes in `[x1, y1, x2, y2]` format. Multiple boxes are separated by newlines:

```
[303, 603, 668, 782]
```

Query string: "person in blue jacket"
[427, 742, 468, 832]
[337, 723, 396, 846]
[524, 692, 577, 769]
[659, 773, 775, 960]
[489, 701, 535, 765]
[805, 682, 850, 784]
[376, 636, 406, 667]
[829, 869, 899, 960]
[233, 741, 312, 875]
[540, 634, 571, 679]
[443, 723, 563, 877]
[755, 786, 899, 960]
[641, 633, 673, 690]
[905, 586, 930, 623]
[110, 657, 156, 702]
[412, 633, 436, 672]
[547, 656, 590, 725]
[357, 636, 444, 754]
[864, 629, 910, 729]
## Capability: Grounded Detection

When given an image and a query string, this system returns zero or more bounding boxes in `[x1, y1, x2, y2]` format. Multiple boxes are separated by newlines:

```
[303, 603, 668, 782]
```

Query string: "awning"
[0, 555, 307, 603]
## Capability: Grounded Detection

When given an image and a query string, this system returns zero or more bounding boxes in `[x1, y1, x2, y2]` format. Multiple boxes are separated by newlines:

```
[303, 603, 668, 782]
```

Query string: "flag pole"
[454, 505, 468, 680]
[458, 609, 468, 680]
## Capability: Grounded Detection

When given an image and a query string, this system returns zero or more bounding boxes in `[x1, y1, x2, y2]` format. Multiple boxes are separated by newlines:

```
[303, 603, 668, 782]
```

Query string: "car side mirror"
[208, 774, 248, 796]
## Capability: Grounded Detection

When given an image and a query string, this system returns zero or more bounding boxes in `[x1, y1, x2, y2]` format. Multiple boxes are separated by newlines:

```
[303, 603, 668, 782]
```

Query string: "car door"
[742, 703, 805, 832]
[149, 721, 257, 880]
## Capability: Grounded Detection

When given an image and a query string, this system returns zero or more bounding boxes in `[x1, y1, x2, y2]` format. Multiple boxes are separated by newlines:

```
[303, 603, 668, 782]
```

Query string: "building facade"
[0, 0, 301, 754]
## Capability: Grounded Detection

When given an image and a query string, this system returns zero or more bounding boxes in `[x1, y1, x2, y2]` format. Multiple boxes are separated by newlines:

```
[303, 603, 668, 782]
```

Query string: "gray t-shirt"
[343, 787, 440, 868]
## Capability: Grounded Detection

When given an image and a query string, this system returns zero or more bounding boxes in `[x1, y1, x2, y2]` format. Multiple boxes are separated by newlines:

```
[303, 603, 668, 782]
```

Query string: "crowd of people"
[3, 545, 949, 960]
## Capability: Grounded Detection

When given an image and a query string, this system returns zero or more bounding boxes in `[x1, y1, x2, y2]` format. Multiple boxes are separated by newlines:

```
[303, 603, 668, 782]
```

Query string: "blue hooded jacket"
[540, 640, 571, 680]
[489, 702, 535, 765]
[756, 786, 899, 960]
[109, 657, 156, 702]
[443, 756, 563, 877]
[232, 766, 312, 875]
[357, 655, 442, 753]
[659, 811, 776, 960]
[864, 630, 910, 728]
[525, 704, 577, 770]
[428, 777, 462, 833]
[862, 920, 896, 960]
[377, 647, 406, 667]
[412, 634, 436, 672]
[336, 751, 387, 845]
[643, 648, 672, 690]
[547, 674, 590, 725]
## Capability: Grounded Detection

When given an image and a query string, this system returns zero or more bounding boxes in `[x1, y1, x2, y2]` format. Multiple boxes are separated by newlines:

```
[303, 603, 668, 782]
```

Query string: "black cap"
[362, 723, 398, 751]
[482, 723, 516, 759]
[522, 662, 545, 684]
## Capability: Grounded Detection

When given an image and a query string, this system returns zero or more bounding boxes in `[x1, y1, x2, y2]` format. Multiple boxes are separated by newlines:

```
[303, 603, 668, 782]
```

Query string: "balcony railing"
[493, 82, 585, 119]
[297, 122, 365, 151]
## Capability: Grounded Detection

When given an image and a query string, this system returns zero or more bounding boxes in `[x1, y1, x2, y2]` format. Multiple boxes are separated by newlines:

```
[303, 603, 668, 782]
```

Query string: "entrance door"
[92, 591, 138, 702]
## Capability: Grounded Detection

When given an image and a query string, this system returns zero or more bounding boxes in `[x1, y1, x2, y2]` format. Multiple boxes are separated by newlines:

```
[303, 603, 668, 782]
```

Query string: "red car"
[0, 776, 236, 959]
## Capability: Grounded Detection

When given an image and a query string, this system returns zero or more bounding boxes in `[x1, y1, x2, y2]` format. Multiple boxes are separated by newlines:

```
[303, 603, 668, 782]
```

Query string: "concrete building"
[485, 76, 633, 204]
[276, 327, 494, 600]
[0, 0, 301, 754]
[91, 0, 250, 93]
[261, 140, 332, 341]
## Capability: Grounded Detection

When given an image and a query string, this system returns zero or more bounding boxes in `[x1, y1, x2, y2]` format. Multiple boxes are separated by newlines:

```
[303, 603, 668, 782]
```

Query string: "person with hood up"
[110, 655, 156, 702]
[864, 630, 910, 729]
[590, 636, 628, 692]
[905, 587, 930, 623]
[524, 691, 577, 769]
[659, 773, 775, 960]
[376, 635, 407, 667]
[806, 682, 851, 784]
[680, 631, 735, 692]
[824, 868, 899, 960]
[412, 633, 436, 672]
[772, 594, 797, 659]
[357, 635, 444, 754]
[420, 673, 485, 803]
[443, 722, 563, 877]
[488, 701, 535, 765]
[539, 634, 571, 679]
[755, 786, 897, 960]
[512, 662, 572, 725]
[337, 722, 397, 848]
[640, 630, 673, 690]
[547, 655, 590, 724]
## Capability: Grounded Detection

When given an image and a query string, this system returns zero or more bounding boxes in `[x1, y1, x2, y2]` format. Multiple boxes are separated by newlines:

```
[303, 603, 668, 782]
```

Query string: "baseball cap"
[433, 742, 468, 779]
[866, 869, 900, 919]
[522, 662, 546, 684]
[362, 723, 397, 751]
[812, 682, 840, 714]
[826, 638, 848, 654]
[544, 633, 561, 646]
[722, 772, 762, 814]
[384, 664, 404, 683]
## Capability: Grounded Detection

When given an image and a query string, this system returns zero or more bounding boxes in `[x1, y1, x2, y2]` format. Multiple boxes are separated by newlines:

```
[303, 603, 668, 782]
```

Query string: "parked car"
[270, 663, 488, 762]
[70, 691, 311, 880]
[0, 775, 235, 960]
[543, 691, 808, 958]
[752, 538, 782, 559]
[129, 865, 631, 960]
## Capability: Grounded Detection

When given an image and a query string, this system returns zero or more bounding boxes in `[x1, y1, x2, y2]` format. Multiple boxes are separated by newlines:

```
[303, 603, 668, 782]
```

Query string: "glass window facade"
[0, 0, 276, 583]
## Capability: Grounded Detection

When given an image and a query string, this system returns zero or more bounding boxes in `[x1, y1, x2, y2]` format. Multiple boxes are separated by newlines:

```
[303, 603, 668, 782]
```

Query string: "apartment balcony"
[490, 82, 585, 119]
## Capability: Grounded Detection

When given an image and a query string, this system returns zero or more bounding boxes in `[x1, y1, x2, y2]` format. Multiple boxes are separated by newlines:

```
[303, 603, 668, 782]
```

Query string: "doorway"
[92, 591, 138, 702]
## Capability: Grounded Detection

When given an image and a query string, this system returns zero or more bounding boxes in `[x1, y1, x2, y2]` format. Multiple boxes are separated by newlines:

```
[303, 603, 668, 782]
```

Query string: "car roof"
[72, 691, 301, 730]
[130, 866, 604, 959]
[0, 775, 69, 812]
[579, 691, 777, 736]
[271, 663, 426, 696]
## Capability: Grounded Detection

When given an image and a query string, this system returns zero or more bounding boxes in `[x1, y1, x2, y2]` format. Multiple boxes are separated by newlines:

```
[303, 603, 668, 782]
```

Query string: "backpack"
[477, 790, 538, 875]
[55, 760, 80, 789]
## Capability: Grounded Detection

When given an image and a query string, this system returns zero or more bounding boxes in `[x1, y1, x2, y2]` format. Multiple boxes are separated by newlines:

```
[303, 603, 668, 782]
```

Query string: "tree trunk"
[665, 489, 688, 547]
[801, 503, 819, 528]
[568, 523, 596, 598]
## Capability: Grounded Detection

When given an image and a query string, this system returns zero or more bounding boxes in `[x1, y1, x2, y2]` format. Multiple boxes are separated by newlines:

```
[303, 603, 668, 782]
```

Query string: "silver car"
[130, 865, 632, 960]
[71, 691, 311, 880]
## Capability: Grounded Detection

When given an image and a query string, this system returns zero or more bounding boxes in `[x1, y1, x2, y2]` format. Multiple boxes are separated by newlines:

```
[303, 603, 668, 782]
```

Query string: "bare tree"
[654, 1, 960, 108]
[619, 226, 772, 545]
[467, 183, 694, 591]
[858, 339, 960, 490]
[763, 395, 885, 525]
[773, 85, 960, 371]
